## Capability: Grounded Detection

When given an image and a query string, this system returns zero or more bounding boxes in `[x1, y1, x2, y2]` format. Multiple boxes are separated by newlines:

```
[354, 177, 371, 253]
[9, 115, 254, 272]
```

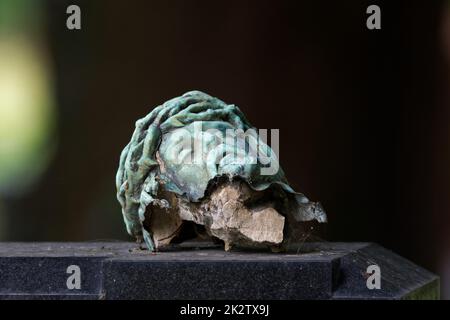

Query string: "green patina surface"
[116, 91, 326, 251]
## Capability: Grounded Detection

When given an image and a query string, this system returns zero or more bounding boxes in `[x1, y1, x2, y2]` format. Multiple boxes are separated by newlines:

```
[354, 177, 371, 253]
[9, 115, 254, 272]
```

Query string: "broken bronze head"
[116, 91, 326, 251]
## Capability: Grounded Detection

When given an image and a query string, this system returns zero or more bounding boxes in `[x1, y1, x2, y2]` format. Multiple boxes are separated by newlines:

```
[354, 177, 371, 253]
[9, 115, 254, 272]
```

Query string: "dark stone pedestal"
[0, 242, 439, 300]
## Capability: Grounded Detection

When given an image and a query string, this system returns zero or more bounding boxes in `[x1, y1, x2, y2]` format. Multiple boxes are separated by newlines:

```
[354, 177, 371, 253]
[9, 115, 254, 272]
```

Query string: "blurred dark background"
[0, 0, 449, 297]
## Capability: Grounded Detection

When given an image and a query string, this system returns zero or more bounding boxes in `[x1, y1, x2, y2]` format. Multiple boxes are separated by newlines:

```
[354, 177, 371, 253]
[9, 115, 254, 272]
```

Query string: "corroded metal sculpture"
[116, 91, 326, 251]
